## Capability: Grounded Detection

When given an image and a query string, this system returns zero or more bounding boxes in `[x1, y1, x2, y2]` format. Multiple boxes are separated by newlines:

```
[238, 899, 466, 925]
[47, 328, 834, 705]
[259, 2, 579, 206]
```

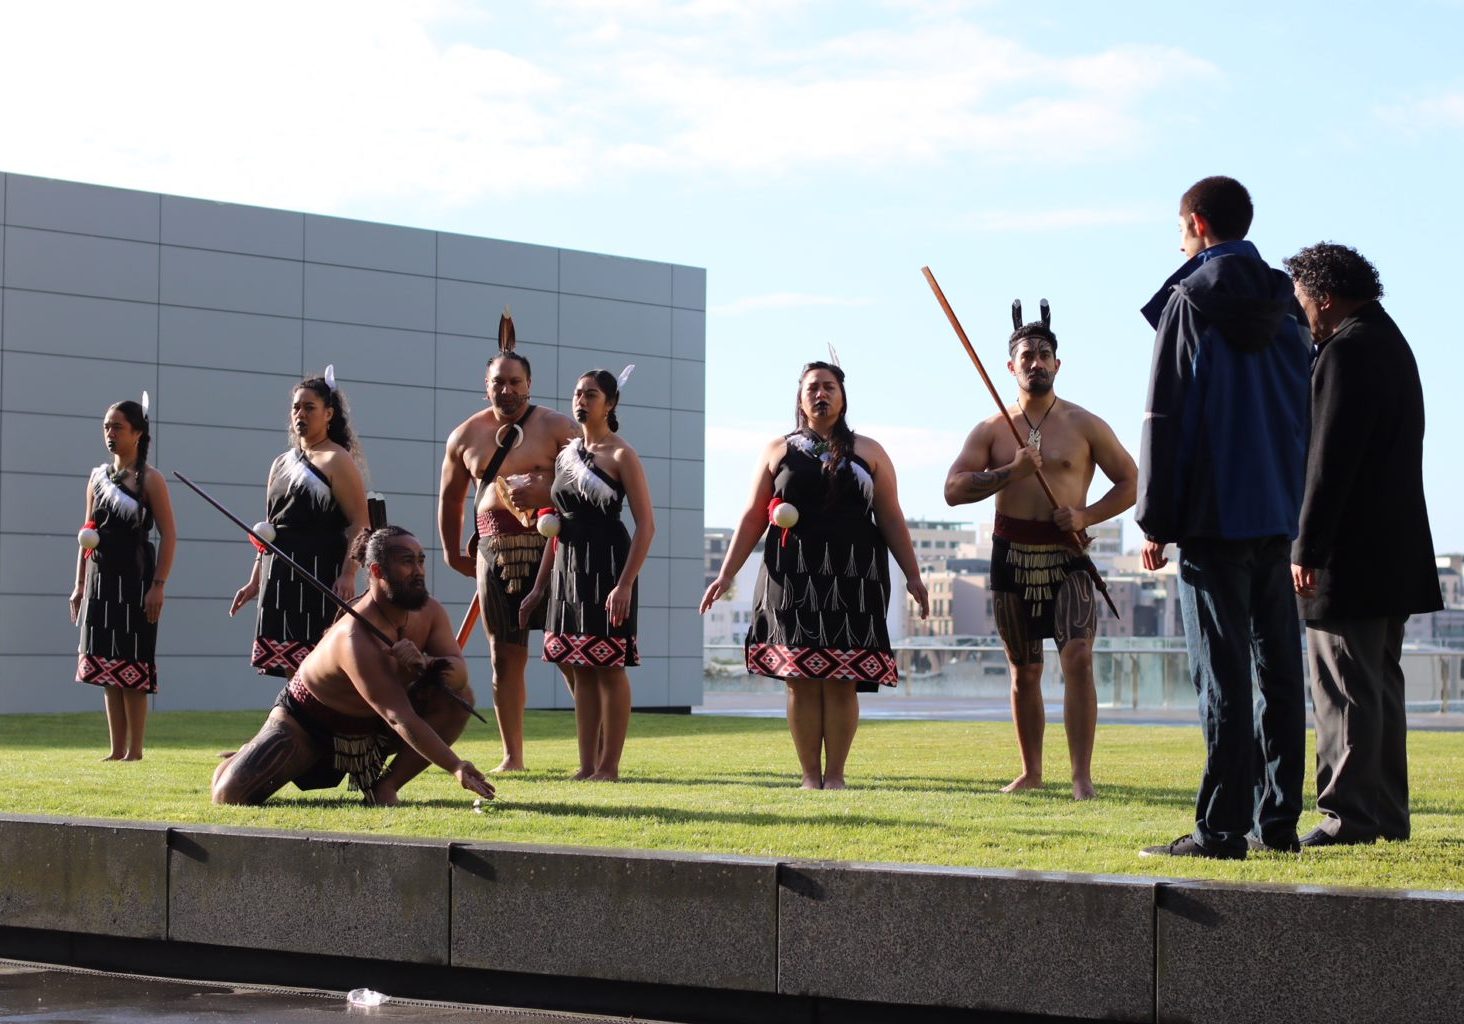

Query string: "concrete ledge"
[1156, 881, 1464, 1024]
[777, 861, 1155, 1021]
[167, 826, 451, 965]
[450, 843, 778, 991]
[0, 816, 167, 939]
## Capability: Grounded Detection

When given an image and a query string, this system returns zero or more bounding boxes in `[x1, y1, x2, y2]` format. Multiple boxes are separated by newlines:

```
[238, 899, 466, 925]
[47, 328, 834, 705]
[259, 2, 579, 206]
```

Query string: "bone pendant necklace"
[1020, 398, 1058, 451]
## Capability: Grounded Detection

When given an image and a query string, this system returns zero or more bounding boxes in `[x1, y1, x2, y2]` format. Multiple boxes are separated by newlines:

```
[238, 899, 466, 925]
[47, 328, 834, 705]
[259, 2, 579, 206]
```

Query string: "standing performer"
[230, 368, 370, 678]
[439, 321, 577, 772]
[71, 395, 177, 761]
[943, 302, 1136, 800]
[700, 360, 928, 790]
[520, 368, 655, 781]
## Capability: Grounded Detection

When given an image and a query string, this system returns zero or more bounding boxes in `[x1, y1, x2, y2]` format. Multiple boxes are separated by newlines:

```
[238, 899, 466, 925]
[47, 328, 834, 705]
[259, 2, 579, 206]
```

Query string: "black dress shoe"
[1246, 832, 1301, 853]
[1140, 834, 1246, 860]
[1299, 826, 1377, 848]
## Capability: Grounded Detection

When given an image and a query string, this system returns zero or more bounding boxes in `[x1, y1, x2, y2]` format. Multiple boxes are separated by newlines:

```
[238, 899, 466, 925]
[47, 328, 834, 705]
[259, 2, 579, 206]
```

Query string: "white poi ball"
[537, 512, 561, 539]
[77, 527, 100, 550]
[771, 502, 800, 529]
[253, 522, 278, 544]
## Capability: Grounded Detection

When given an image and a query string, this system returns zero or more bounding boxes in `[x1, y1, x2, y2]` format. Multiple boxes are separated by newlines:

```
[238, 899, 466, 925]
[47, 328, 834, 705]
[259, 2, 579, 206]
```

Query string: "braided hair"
[107, 399, 151, 488]
[579, 369, 621, 432]
[793, 361, 855, 504]
[290, 375, 358, 454]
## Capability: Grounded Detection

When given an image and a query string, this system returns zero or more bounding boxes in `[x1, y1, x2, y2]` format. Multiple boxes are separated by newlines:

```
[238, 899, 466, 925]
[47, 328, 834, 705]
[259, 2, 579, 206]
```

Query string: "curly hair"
[291, 375, 358, 454]
[1180, 176, 1253, 241]
[1284, 243, 1384, 303]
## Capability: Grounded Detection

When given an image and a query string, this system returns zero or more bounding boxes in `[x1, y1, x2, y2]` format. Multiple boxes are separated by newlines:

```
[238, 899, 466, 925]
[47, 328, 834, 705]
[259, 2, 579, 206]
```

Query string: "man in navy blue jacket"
[1136, 177, 1312, 860]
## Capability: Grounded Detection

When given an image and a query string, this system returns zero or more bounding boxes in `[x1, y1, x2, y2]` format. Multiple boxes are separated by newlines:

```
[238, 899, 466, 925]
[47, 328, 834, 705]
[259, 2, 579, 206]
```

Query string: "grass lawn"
[2, 708, 1460, 892]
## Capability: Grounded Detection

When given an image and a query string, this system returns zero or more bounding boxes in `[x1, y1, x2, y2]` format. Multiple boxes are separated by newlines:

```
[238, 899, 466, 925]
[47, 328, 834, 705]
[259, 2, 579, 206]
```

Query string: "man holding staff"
[943, 300, 1136, 800]
[439, 325, 576, 772]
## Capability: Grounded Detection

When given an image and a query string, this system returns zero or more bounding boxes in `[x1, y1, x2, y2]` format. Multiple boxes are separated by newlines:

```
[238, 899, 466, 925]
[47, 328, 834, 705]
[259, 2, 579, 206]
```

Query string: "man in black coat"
[1285, 243, 1443, 847]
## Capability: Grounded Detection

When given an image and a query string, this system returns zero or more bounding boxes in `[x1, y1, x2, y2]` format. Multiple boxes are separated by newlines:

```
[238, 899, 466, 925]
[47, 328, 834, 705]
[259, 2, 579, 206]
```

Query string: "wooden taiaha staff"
[920, 267, 1121, 618]
[173, 471, 489, 722]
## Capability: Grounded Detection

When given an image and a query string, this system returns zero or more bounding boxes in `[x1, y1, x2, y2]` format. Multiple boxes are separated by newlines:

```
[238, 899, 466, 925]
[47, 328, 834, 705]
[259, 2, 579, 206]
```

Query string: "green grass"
[2, 709, 1461, 891]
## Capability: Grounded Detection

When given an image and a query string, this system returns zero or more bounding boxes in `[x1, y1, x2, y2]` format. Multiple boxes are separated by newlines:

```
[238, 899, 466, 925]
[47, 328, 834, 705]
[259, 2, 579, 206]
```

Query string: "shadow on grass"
[497, 799, 915, 830]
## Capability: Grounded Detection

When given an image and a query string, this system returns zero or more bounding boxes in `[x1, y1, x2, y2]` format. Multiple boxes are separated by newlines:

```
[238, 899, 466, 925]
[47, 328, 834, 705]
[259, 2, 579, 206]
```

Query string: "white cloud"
[0, 2, 1216, 211]
[710, 292, 875, 315]
[1376, 91, 1464, 131]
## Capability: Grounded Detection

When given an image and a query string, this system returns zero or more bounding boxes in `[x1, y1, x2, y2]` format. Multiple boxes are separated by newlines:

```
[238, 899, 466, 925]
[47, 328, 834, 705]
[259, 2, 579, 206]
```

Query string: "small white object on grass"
[346, 988, 387, 1007]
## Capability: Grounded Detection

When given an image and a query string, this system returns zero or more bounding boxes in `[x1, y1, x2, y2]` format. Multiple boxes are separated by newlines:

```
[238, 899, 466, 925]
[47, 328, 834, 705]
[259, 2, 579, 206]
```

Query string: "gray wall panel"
[667, 657, 702, 705]
[303, 321, 434, 388]
[160, 246, 302, 318]
[559, 294, 671, 357]
[2, 289, 158, 362]
[4, 227, 158, 301]
[672, 265, 706, 311]
[631, 655, 670, 705]
[672, 308, 706, 360]
[2, 352, 157, 419]
[155, 658, 277, 711]
[6, 175, 159, 242]
[0, 659, 98, 711]
[159, 366, 299, 430]
[304, 263, 434, 331]
[305, 214, 436, 275]
[436, 279, 557, 341]
[159, 306, 302, 375]
[437, 232, 558, 291]
[669, 561, 706, 617]
[161, 196, 304, 259]
[638, 606, 669, 658]
[666, 508, 704, 561]
[561, 249, 673, 306]
[0, 172, 704, 713]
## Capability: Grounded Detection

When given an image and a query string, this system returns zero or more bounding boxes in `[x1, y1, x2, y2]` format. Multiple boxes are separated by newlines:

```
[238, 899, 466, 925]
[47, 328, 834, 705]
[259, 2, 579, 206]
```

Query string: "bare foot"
[571, 767, 594, 781]
[1001, 773, 1043, 793]
[586, 770, 619, 782]
[490, 757, 526, 773]
[101, 754, 123, 761]
[121, 753, 143, 761]
[799, 775, 823, 790]
[369, 780, 400, 806]
[1072, 778, 1096, 801]
[823, 776, 847, 790]
[217, 751, 236, 759]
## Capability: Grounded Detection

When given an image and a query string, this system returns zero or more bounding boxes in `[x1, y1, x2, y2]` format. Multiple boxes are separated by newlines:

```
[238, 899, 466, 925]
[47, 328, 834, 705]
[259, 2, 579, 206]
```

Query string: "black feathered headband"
[1009, 298, 1057, 354]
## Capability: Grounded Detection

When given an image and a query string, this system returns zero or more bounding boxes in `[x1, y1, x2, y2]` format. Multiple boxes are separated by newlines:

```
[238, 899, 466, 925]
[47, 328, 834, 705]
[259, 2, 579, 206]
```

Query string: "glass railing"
[703, 639, 1464, 711]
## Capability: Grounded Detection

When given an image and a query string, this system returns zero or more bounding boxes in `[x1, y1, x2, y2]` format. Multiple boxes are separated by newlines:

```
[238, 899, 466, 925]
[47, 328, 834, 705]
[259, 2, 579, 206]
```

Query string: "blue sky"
[6, 1, 1461, 550]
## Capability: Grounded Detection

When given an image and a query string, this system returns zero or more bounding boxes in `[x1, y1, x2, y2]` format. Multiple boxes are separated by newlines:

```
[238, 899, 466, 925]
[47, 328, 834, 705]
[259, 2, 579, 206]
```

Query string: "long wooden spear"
[174, 471, 489, 722]
[920, 267, 1121, 618]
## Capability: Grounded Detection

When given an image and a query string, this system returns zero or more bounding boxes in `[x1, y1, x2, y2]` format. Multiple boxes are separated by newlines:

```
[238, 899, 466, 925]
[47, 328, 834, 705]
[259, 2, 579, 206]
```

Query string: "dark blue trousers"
[1176, 536, 1306, 853]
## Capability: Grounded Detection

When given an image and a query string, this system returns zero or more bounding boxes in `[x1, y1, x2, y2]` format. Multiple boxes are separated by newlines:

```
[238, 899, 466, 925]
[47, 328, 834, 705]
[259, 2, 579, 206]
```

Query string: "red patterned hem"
[77, 654, 157, 693]
[543, 632, 639, 668]
[252, 637, 314, 678]
[746, 643, 898, 686]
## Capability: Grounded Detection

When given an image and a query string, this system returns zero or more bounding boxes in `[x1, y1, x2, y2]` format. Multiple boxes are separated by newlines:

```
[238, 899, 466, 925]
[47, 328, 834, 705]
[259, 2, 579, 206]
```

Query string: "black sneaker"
[1299, 826, 1376, 848]
[1139, 834, 1246, 860]
[1246, 832, 1301, 853]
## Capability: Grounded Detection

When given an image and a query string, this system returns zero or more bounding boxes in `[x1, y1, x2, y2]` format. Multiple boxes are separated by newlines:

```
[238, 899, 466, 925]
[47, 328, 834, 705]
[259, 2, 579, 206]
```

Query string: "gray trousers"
[1306, 616, 1410, 841]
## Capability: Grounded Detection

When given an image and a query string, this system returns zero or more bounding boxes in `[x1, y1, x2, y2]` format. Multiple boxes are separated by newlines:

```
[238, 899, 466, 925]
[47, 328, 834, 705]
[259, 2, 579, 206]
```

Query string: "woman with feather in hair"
[230, 368, 370, 678]
[71, 394, 177, 760]
[700, 360, 928, 789]
[520, 367, 654, 781]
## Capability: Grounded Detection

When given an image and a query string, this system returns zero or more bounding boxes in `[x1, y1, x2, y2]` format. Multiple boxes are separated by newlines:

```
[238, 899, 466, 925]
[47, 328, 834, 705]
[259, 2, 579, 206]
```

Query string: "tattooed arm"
[944, 419, 1042, 506]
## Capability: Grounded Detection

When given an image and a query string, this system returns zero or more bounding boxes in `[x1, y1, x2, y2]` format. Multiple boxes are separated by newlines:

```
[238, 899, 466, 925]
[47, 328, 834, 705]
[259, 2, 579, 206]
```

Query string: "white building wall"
[0, 172, 706, 712]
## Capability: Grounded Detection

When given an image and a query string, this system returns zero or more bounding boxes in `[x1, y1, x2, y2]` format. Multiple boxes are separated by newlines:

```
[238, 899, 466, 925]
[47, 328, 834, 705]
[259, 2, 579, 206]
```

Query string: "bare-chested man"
[944, 303, 1136, 800]
[439, 348, 577, 772]
[212, 526, 493, 807]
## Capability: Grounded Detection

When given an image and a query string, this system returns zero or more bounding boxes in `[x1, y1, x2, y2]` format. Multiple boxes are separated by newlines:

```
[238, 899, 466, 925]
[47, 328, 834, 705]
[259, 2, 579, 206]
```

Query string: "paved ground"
[0, 962, 676, 1024]
[694, 691, 1464, 731]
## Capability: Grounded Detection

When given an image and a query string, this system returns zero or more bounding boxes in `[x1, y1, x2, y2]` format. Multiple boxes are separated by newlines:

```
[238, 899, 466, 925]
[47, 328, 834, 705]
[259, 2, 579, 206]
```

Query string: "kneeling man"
[213, 526, 494, 807]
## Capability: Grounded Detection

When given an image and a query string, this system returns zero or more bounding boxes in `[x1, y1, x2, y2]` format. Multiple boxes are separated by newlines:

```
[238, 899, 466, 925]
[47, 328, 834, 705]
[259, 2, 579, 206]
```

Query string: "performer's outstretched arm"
[699, 438, 780, 613]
